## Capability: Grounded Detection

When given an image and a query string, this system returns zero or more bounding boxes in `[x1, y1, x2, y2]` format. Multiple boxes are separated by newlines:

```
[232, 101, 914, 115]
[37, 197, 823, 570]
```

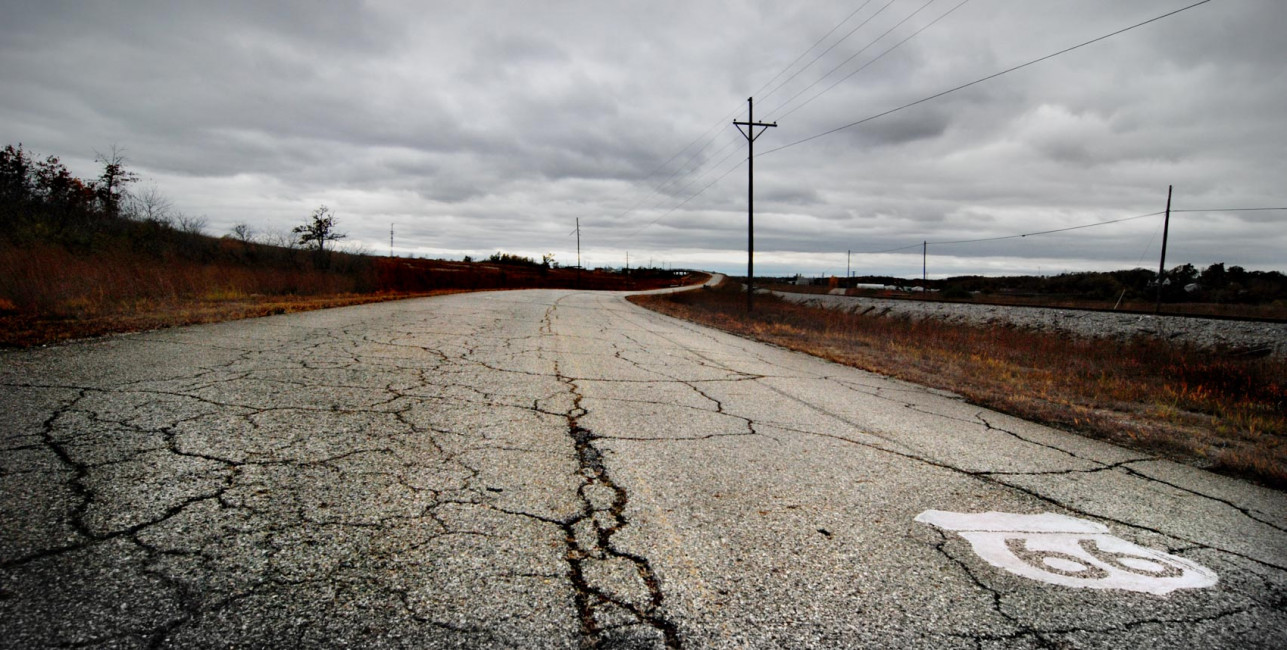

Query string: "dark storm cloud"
[1, 0, 1282, 275]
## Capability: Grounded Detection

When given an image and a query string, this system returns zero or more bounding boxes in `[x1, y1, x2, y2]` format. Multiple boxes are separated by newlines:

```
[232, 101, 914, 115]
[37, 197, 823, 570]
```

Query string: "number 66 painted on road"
[916, 511, 1218, 595]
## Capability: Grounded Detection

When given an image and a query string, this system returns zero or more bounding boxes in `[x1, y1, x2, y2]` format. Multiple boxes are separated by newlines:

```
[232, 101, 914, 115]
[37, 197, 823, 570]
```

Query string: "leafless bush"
[124, 183, 174, 225]
[231, 223, 254, 243]
[174, 213, 208, 235]
[261, 228, 298, 249]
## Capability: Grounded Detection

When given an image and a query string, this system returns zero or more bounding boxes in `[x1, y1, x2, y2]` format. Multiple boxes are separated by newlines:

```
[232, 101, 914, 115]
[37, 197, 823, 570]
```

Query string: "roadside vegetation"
[774, 265, 1287, 321]
[0, 143, 689, 347]
[630, 280, 1286, 489]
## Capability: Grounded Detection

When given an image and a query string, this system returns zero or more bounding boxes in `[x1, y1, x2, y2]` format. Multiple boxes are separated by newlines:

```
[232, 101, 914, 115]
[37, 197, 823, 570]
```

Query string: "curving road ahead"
[1, 288, 1284, 648]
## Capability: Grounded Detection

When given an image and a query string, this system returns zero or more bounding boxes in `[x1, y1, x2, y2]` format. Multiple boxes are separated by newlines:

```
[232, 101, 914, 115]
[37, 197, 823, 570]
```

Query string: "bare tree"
[94, 145, 139, 218]
[261, 227, 298, 249]
[125, 183, 173, 225]
[231, 222, 254, 243]
[293, 205, 346, 251]
[174, 213, 207, 235]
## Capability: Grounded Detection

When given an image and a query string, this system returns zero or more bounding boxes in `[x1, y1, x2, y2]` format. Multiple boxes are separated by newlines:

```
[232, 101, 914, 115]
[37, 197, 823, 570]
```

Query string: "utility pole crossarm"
[733, 97, 776, 313]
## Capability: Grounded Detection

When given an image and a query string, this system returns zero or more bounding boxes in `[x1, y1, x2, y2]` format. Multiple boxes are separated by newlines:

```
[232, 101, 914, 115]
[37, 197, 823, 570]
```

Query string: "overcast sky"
[2, 0, 1283, 278]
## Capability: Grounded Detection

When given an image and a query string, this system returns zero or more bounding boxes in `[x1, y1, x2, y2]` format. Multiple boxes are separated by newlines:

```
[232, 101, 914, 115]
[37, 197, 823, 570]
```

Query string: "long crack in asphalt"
[1, 290, 1284, 647]
[556, 361, 680, 648]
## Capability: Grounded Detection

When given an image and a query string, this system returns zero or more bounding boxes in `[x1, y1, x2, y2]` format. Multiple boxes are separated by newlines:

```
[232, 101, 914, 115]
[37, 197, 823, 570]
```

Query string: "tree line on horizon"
[0, 143, 685, 320]
[820, 264, 1287, 305]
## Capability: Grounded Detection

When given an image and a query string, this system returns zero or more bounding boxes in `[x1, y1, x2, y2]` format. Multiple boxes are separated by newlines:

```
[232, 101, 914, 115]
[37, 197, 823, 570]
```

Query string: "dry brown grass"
[0, 290, 466, 348]
[630, 281, 1286, 490]
[0, 241, 700, 348]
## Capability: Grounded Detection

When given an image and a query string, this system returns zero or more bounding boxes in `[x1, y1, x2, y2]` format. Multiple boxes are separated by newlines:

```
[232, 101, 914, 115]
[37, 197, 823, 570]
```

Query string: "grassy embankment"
[630, 280, 1286, 489]
[0, 241, 688, 348]
[0, 142, 690, 347]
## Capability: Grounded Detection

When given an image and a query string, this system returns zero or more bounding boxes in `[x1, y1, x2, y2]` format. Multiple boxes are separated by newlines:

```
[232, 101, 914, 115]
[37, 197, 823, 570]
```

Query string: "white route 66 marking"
[916, 510, 1218, 595]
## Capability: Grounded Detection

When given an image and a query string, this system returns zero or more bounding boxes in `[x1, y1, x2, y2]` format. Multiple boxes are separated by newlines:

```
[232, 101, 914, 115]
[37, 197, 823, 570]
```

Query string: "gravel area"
[773, 290, 1287, 357]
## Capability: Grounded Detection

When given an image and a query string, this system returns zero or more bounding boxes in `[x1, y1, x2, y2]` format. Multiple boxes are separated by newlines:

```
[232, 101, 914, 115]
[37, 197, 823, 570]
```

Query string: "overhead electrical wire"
[643, 0, 1214, 240]
[638, 134, 744, 215]
[609, 111, 743, 222]
[933, 211, 1165, 245]
[644, 130, 742, 204]
[856, 204, 1287, 257]
[774, 0, 974, 122]
[758, 0, 1214, 158]
[631, 0, 1223, 244]
[756, 0, 894, 107]
[763, 0, 941, 121]
[1136, 217, 1165, 266]
[1172, 207, 1287, 213]
[860, 210, 1166, 254]
[634, 0, 928, 232]
[626, 156, 748, 238]
[620, 0, 890, 231]
[613, 1, 888, 225]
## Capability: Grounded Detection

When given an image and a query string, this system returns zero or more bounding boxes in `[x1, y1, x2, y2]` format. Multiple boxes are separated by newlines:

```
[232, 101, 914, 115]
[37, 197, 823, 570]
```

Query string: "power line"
[1172, 207, 1287, 213]
[626, 1, 1228, 242]
[759, 0, 1214, 158]
[757, 0, 894, 107]
[775, 0, 973, 122]
[864, 242, 925, 255]
[627, 3, 888, 232]
[632, 131, 741, 216]
[626, 159, 747, 238]
[859, 210, 1165, 254]
[610, 110, 743, 222]
[763, 0, 941, 121]
[638, 136, 744, 216]
[631, 2, 915, 234]
[612, 1, 889, 227]
[854, 204, 1285, 256]
[932, 211, 1165, 245]
[752, 0, 879, 106]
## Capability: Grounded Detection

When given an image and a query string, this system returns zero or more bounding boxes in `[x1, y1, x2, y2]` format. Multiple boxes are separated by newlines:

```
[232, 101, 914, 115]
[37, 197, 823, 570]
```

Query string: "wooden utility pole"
[733, 97, 776, 312]
[389, 224, 394, 258]
[922, 241, 927, 293]
[1155, 185, 1173, 314]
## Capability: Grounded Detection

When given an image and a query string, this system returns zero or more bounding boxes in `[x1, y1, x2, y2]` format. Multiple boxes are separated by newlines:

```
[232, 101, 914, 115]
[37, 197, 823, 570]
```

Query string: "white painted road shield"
[916, 510, 1218, 595]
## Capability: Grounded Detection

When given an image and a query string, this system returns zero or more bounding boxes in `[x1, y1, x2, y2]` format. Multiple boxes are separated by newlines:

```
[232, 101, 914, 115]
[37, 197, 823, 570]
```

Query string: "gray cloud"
[1, 0, 1282, 276]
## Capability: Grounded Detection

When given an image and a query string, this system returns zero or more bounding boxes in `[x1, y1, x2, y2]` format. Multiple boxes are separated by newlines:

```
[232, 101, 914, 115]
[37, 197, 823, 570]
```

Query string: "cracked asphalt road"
[2, 288, 1284, 648]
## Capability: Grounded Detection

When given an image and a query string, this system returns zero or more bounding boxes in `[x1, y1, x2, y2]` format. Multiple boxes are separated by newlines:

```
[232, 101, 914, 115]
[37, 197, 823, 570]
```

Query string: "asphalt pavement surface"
[2, 287, 1284, 648]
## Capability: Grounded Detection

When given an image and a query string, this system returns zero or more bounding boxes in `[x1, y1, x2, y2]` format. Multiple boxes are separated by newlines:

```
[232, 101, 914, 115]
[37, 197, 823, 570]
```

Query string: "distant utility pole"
[389, 224, 394, 258]
[1155, 185, 1173, 314]
[734, 97, 776, 312]
[922, 241, 927, 292]
[568, 219, 582, 287]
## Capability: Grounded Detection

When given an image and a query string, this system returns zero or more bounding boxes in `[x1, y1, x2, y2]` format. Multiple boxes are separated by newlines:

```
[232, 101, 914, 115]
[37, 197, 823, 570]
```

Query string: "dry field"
[0, 243, 694, 348]
[630, 280, 1286, 489]
[0, 290, 466, 348]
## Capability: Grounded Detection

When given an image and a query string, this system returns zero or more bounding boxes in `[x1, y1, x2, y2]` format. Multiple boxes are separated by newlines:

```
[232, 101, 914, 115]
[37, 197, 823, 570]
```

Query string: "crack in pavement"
[3, 289, 1283, 647]
[543, 296, 681, 648]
